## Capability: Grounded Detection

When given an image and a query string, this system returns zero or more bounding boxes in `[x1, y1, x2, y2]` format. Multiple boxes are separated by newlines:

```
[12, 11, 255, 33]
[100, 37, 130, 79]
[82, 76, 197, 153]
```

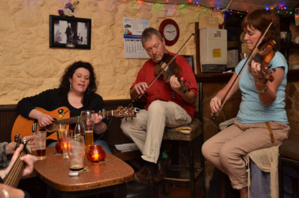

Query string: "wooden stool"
[279, 138, 299, 198]
[162, 118, 205, 198]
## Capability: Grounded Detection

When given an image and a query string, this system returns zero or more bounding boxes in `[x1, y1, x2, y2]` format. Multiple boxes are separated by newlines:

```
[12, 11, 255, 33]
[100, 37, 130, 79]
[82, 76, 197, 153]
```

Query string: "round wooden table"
[34, 147, 134, 198]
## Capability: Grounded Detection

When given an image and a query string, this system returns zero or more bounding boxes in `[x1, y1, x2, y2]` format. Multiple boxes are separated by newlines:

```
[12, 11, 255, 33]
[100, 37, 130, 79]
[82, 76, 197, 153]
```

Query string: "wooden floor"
[19, 177, 204, 198]
[153, 184, 203, 198]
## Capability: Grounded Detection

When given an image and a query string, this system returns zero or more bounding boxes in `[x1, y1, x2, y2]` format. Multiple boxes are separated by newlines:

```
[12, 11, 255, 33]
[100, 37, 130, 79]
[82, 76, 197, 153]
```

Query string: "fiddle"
[154, 53, 190, 93]
[210, 20, 273, 121]
[132, 34, 194, 103]
[249, 40, 277, 83]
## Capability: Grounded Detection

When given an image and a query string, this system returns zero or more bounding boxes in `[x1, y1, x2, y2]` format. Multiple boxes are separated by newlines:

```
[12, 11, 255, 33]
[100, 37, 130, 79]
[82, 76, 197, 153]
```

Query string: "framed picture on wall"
[49, 15, 91, 49]
[182, 55, 195, 73]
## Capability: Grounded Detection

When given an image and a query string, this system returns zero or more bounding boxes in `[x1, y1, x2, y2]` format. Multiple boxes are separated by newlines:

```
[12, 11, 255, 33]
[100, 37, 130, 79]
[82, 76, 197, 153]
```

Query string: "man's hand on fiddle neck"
[170, 75, 196, 104]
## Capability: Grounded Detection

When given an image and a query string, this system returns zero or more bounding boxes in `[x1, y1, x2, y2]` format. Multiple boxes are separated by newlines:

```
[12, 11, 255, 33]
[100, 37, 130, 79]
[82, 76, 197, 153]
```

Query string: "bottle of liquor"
[74, 116, 83, 136]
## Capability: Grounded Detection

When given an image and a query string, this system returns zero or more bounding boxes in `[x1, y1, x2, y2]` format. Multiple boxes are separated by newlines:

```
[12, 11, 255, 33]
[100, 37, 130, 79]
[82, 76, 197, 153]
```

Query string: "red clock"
[159, 19, 180, 46]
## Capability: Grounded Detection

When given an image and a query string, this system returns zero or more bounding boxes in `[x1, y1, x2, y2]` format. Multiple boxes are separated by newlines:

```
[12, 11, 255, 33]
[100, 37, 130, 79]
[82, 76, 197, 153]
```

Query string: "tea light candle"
[92, 152, 100, 161]
[87, 145, 106, 163]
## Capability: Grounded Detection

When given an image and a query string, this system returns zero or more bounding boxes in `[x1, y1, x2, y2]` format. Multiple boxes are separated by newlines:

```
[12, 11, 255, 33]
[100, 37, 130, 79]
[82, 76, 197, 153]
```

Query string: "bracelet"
[257, 86, 268, 94]
[2, 189, 9, 198]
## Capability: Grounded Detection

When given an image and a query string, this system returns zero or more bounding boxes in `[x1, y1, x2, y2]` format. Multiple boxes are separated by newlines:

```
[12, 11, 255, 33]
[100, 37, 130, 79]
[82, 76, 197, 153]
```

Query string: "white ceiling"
[142, 0, 299, 12]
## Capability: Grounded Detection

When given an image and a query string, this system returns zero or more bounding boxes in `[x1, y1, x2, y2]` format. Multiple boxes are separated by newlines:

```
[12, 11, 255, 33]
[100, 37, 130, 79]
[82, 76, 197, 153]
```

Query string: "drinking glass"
[55, 124, 67, 154]
[80, 110, 95, 150]
[67, 135, 85, 171]
[61, 130, 72, 159]
[33, 130, 47, 160]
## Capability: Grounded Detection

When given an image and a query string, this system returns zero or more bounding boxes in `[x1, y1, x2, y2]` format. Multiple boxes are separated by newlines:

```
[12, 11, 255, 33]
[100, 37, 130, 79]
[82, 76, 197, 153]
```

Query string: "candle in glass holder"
[87, 145, 106, 163]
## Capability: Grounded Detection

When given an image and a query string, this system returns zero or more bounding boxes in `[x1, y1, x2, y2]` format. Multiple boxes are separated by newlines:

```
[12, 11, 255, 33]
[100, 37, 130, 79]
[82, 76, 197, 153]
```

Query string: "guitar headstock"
[14, 133, 32, 154]
[113, 106, 140, 118]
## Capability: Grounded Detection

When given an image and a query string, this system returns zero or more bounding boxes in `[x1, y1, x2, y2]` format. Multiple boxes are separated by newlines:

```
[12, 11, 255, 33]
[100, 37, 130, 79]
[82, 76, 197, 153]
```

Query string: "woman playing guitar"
[202, 9, 290, 198]
[17, 61, 111, 153]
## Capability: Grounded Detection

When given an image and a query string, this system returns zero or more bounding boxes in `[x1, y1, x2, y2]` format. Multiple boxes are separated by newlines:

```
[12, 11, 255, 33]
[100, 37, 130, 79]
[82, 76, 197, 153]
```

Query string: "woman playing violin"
[202, 9, 290, 198]
[121, 27, 197, 184]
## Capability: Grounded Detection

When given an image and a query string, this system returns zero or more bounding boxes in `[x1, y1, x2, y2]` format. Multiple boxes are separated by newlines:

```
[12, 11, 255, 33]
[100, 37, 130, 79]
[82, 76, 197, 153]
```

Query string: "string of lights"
[136, 0, 295, 15]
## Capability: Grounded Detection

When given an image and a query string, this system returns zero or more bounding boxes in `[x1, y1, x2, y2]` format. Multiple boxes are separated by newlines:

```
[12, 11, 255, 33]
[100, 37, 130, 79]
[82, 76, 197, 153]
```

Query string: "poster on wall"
[123, 17, 150, 59]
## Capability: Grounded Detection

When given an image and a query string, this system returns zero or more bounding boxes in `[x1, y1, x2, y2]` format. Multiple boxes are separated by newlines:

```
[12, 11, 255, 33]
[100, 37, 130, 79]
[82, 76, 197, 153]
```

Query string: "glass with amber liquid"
[80, 110, 95, 150]
[33, 130, 47, 160]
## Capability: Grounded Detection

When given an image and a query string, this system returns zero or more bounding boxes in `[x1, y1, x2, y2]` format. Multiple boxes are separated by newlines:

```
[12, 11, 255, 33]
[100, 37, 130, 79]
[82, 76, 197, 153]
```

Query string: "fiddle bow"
[211, 20, 273, 121]
[132, 33, 194, 103]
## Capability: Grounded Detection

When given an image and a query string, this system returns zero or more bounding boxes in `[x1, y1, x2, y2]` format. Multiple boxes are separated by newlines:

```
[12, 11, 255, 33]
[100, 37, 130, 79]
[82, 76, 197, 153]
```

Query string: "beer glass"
[80, 110, 95, 150]
[67, 135, 85, 171]
[33, 130, 47, 160]
[55, 124, 67, 155]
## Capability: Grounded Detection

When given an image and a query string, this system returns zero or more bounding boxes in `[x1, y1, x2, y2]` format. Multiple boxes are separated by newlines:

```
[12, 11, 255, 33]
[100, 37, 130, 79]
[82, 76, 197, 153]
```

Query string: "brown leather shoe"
[153, 158, 172, 182]
[134, 167, 153, 184]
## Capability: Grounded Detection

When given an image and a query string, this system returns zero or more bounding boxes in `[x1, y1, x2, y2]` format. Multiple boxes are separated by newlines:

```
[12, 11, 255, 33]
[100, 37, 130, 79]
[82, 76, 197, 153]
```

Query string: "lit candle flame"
[93, 153, 99, 161]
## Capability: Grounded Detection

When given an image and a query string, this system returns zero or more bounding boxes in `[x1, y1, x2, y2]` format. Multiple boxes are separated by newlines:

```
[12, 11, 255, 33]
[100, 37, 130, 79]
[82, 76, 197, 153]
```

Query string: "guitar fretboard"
[54, 110, 116, 125]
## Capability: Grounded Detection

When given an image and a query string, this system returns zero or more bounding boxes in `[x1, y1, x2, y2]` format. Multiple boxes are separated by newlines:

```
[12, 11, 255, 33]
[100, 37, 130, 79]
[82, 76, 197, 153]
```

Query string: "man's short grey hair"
[141, 27, 163, 45]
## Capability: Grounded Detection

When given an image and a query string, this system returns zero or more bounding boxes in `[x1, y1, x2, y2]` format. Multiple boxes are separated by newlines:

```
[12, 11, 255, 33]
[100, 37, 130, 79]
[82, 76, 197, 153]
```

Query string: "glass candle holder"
[86, 145, 106, 163]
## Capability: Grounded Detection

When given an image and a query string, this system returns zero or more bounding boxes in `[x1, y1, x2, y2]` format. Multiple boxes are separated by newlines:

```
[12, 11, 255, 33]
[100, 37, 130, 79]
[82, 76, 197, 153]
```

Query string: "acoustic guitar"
[11, 106, 139, 142]
[4, 134, 32, 188]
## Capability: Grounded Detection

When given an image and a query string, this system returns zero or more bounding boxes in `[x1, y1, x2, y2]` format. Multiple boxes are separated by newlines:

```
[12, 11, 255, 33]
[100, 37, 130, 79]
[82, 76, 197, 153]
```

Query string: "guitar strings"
[4, 151, 26, 187]
[5, 152, 24, 187]
[6, 152, 25, 187]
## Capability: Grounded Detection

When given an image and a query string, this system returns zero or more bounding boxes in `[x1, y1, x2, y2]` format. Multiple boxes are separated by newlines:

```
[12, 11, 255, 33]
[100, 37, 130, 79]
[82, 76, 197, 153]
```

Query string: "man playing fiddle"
[121, 27, 197, 184]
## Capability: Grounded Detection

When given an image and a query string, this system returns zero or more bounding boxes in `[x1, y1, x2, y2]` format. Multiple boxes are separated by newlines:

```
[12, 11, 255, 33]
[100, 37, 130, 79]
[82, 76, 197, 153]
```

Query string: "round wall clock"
[159, 19, 180, 46]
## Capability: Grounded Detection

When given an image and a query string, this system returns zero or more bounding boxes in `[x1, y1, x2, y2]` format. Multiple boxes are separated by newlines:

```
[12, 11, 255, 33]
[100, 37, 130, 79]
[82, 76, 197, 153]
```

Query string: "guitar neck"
[3, 151, 26, 188]
[56, 116, 77, 125]
[55, 110, 115, 125]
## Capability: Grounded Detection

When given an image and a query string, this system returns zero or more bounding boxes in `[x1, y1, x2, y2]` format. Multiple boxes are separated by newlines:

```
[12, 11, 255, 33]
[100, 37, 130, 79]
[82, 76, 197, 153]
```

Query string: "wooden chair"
[279, 137, 299, 198]
[161, 118, 205, 198]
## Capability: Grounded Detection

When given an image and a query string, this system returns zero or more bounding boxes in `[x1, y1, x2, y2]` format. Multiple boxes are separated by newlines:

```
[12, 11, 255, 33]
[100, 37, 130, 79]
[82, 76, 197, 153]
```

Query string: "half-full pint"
[84, 130, 94, 150]
[33, 130, 47, 160]
[68, 135, 85, 171]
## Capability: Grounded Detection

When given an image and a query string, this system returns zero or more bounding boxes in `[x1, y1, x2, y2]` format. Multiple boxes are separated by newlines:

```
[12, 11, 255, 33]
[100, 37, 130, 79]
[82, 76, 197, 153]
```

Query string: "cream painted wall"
[0, 0, 222, 104]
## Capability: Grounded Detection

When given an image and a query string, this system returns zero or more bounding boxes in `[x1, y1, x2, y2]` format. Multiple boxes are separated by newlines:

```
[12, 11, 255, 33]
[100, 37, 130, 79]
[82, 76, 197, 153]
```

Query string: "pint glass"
[33, 130, 47, 160]
[80, 110, 95, 150]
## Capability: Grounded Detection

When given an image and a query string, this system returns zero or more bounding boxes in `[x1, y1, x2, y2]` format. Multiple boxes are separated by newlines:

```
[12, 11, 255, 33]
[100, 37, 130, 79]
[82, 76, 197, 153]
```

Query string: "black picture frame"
[49, 15, 91, 49]
[182, 55, 195, 73]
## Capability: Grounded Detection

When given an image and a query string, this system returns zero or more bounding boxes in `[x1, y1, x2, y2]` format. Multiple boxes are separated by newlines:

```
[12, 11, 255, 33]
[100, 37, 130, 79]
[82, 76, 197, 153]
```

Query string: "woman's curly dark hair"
[58, 61, 97, 106]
